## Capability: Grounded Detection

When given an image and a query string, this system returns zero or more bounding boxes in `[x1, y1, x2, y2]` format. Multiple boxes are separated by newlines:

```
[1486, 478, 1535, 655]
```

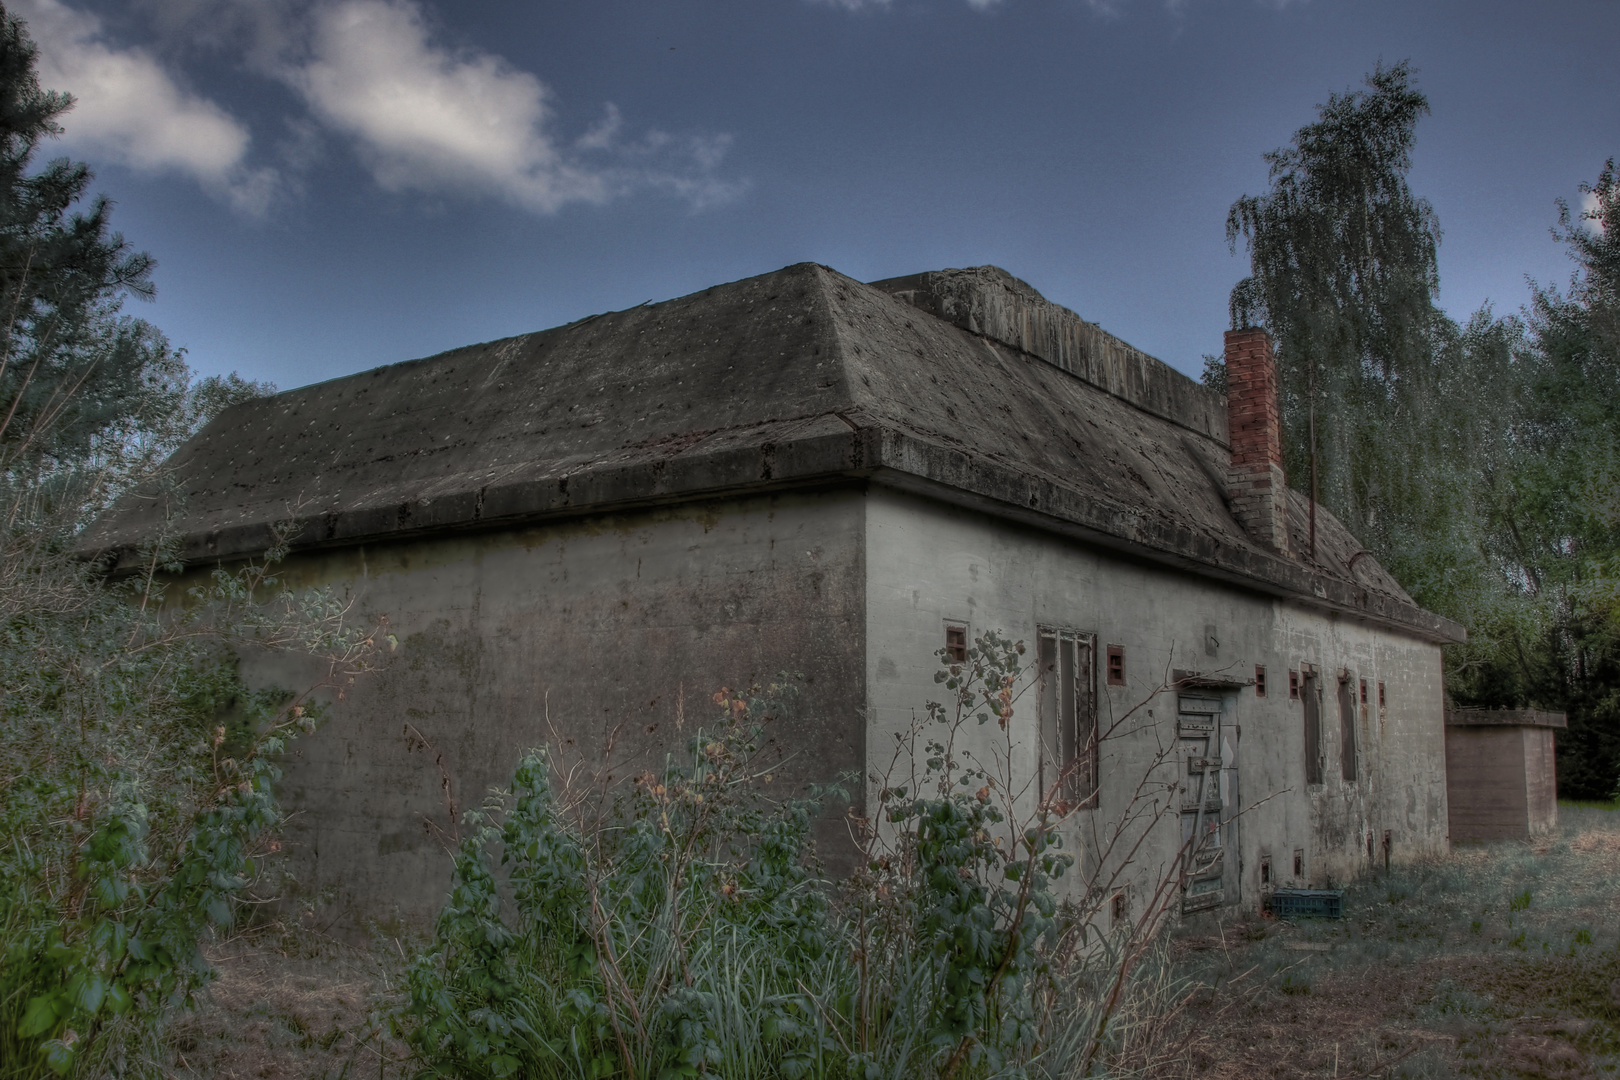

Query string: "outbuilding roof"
[81, 262, 1464, 643]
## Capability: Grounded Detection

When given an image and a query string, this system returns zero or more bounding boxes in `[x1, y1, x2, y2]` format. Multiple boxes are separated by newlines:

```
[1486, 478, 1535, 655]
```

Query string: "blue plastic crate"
[1267, 888, 1345, 919]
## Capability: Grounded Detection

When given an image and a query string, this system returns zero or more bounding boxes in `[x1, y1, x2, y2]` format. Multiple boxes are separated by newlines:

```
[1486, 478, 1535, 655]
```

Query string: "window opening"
[1338, 671, 1358, 782]
[1378, 682, 1386, 709]
[1359, 677, 1368, 705]
[1037, 628, 1097, 807]
[1254, 666, 1267, 697]
[1292, 848, 1304, 879]
[1110, 890, 1128, 926]
[944, 624, 967, 663]
[1289, 670, 1300, 700]
[1301, 664, 1322, 785]
[1106, 644, 1125, 686]
[1260, 854, 1271, 886]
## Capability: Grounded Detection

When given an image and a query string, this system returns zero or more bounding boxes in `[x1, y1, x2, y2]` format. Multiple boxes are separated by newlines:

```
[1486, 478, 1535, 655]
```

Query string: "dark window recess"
[1359, 678, 1368, 704]
[1301, 666, 1322, 785]
[1260, 855, 1272, 886]
[1293, 848, 1304, 878]
[1339, 672, 1358, 782]
[945, 624, 968, 663]
[1289, 670, 1300, 700]
[1106, 644, 1125, 686]
[1378, 682, 1387, 709]
[1254, 666, 1267, 698]
[1111, 890, 1127, 926]
[1038, 629, 1098, 807]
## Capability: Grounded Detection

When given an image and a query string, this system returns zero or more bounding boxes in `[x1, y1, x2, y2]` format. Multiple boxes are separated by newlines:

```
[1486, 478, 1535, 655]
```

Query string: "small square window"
[1359, 678, 1368, 704]
[1106, 644, 1125, 686]
[1293, 848, 1304, 878]
[1289, 670, 1300, 701]
[1260, 854, 1272, 886]
[1110, 890, 1128, 926]
[1254, 665, 1267, 697]
[944, 624, 968, 663]
[1378, 682, 1386, 709]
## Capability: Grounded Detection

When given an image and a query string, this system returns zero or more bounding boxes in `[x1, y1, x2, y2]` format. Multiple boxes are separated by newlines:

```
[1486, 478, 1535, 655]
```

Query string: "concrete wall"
[244, 491, 868, 928]
[1446, 725, 1559, 840]
[862, 487, 1449, 920]
[228, 479, 1447, 929]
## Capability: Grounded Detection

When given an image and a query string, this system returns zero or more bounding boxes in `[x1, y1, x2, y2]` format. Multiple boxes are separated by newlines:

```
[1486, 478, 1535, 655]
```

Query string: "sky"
[11, 0, 1619, 391]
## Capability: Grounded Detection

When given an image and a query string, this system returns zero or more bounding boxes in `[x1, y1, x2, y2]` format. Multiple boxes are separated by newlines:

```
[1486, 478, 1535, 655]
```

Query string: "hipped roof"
[81, 262, 1464, 644]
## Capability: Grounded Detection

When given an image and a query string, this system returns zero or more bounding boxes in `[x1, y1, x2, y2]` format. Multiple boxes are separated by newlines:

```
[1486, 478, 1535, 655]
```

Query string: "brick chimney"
[1224, 328, 1290, 553]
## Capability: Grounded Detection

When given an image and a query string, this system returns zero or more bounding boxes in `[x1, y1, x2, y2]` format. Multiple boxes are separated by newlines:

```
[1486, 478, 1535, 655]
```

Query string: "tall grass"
[402, 641, 1204, 1080]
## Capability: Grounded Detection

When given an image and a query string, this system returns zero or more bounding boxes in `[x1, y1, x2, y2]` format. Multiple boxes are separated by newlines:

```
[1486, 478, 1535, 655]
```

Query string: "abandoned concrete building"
[84, 263, 1466, 927]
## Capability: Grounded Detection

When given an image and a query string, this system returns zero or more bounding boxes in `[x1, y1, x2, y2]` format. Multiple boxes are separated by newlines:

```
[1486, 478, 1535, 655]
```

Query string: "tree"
[1225, 61, 1449, 557]
[1219, 63, 1555, 721]
[1515, 160, 1620, 798]
[0, 7, 382, 1077]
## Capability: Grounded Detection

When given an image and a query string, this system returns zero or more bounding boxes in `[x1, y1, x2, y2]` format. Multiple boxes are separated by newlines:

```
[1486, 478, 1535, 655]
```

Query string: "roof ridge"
[871, 266, 1228, 443]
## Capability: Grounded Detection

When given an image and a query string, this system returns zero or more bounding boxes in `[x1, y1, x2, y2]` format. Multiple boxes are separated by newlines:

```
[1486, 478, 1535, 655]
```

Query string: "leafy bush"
[404, 683, 840, 1080]
[404, 633, 1193, 1080]
[0, 530, 385, 1079]
[0, 9, 395, 1074]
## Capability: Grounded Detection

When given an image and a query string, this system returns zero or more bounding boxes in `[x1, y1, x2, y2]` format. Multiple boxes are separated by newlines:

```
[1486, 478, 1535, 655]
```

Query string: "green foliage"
[1226, 60, 1446, 544]
[1516, 160, 1620, 796]
[1221, 63, 1531, 636]
[1224, 63, 1620, 796]
[0, 526, 384, 1079]
[403, 684, 841, 1080]
[404, 634, 1173, 1080]
[0, 10, 379, 1076]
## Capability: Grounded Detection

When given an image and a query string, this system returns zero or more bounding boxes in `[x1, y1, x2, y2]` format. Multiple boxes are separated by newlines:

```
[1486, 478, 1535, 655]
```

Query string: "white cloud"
[1579, 190, 1606, 236]
[292, 0, 738, 214]
[13, 0, 277, 214]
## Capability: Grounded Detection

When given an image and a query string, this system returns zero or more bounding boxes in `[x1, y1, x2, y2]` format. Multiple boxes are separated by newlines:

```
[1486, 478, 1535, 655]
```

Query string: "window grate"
[1038, 628, 1097, 808]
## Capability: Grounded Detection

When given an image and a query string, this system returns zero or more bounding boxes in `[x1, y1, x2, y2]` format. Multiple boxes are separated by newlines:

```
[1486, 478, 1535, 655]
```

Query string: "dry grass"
[144, 924, 412, 1080]
[1161, 804, 1620, 1079]
[124, 805, 1620, 1079]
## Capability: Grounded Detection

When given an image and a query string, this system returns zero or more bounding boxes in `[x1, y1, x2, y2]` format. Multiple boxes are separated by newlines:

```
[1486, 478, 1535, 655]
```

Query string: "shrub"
[0, 530, 385, 1078]
[404, 633, 1198, 1080]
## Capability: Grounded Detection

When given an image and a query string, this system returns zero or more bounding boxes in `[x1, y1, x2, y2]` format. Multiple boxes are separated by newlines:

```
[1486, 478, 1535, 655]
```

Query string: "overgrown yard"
[1172, 803, 1620, 1079]
[145, 804, 1620, 1080]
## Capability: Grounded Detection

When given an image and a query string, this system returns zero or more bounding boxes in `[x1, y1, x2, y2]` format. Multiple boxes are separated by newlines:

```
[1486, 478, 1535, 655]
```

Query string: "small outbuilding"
[1445, 707, 1567, 840]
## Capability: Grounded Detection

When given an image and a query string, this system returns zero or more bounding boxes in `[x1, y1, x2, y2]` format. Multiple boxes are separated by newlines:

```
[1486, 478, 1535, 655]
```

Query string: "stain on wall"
[246, 491, 867, 927]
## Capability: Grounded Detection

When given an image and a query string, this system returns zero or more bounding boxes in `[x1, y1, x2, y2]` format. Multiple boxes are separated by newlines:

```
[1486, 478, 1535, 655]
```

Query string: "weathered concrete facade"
[247, 493, 868, 924]
[85, 262, 1463, 926]
[866, 487, 1448, 915]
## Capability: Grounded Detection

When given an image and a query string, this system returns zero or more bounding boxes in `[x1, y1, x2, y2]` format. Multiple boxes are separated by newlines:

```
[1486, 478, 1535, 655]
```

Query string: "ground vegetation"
[398, 633, 1213, 1080]
[0, 7, 384, 1077]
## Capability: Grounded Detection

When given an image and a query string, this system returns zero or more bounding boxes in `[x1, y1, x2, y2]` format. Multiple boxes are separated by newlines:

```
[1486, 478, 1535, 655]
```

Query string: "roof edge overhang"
[83, 416, 1465, 645]
[1445, 707, 1567, 729]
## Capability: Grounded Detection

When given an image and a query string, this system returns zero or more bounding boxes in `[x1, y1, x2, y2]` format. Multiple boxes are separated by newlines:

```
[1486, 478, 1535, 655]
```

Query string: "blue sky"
[14, 0, 1619, 390]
